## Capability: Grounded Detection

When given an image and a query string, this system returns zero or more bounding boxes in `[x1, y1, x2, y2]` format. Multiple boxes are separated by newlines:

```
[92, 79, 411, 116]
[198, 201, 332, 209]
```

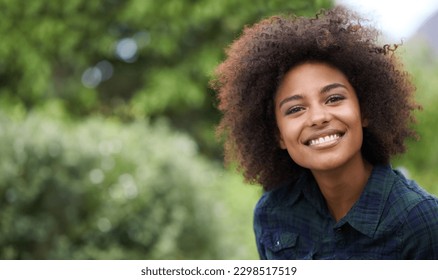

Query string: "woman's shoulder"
[391, 168, 438, 204]
[255, 173, 309, 214]
[255, 180, 294, 211]
[386, 166, 438, 222]
[387, 168, 438, 258]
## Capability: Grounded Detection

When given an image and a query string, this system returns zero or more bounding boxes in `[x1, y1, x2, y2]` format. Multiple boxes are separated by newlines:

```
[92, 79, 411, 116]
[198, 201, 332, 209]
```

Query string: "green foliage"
[393, 42, 438, 194]
[0, 113, 260, 259]
[0, 0, 332, 158]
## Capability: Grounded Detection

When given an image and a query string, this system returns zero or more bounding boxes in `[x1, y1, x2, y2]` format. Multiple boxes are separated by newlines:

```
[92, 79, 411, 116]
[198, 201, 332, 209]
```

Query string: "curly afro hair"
[211, 6, 421, 190]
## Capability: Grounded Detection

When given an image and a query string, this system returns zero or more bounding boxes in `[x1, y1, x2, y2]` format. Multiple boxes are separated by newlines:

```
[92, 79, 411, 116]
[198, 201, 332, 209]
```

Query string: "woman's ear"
[277, 131, 287, 149]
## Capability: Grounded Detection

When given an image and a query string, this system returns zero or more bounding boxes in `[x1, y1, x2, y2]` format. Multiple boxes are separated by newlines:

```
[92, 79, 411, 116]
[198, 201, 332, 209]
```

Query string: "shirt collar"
[340, 165, 395, 238]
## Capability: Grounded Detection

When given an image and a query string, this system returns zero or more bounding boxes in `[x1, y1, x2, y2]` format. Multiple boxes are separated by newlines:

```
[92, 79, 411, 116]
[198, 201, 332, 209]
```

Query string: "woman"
[211, 6, 438, 259]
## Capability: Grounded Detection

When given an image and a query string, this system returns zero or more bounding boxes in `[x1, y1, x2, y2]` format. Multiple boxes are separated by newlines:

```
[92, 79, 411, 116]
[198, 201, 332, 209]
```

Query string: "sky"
[336, 0, 438, 40]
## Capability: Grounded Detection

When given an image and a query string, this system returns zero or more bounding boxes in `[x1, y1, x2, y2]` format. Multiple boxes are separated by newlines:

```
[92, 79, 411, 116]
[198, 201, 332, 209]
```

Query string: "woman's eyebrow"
[278, 94, 303, 109]
[278, 83, 347, 109]
[320, 83, 347, 94]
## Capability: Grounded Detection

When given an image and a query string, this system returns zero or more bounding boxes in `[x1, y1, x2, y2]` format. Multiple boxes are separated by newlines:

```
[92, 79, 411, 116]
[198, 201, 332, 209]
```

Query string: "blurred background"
[0, 0, 437, 260]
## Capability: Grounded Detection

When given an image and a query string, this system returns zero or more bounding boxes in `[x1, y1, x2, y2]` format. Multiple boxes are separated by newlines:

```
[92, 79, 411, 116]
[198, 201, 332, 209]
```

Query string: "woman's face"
[275, 62, 366, 173]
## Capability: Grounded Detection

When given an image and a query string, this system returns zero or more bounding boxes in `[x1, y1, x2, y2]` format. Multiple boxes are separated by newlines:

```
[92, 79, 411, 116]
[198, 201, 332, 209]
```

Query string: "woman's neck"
[311, 156, 373, 222]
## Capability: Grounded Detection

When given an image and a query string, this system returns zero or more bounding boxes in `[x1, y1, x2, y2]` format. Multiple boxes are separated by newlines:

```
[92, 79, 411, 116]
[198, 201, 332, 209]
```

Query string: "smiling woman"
[211, 5, 438, 259]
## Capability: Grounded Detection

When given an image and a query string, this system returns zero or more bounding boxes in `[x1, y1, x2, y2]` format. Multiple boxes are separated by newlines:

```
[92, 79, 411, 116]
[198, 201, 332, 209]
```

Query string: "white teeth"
[309, 134, 340, 146]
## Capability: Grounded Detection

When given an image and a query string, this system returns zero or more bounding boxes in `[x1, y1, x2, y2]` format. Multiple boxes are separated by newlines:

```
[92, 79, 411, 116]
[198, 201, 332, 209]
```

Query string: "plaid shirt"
[254, 165, 438, 259]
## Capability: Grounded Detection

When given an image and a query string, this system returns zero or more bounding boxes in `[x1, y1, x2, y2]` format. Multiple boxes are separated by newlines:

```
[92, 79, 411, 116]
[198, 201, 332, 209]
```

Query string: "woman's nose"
[308, 105, 331, 126]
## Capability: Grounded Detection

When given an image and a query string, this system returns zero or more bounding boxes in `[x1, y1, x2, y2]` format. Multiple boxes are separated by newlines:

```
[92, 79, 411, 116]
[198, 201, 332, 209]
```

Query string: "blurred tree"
[393, 42, 438, 194]
[0, 0, 332, 158]
[0, 112, 260, 259]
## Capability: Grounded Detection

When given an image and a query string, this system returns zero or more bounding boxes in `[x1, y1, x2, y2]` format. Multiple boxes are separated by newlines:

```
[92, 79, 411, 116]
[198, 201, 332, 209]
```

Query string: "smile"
[307, 133, 343, 146]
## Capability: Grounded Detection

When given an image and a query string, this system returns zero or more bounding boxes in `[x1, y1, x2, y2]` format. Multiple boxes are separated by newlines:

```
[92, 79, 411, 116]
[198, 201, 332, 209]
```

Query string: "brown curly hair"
[211, 6, 420, 190]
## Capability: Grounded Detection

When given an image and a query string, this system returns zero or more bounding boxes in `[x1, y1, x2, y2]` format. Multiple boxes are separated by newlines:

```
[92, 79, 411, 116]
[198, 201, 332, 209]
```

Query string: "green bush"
[0, 112, 260, 259]
[392, 44, 438, 195]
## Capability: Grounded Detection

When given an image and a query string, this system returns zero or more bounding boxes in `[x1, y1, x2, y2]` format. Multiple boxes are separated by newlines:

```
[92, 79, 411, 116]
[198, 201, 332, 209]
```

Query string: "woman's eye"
[326, 95, 345, 104]
[285, 106, 304, 115]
